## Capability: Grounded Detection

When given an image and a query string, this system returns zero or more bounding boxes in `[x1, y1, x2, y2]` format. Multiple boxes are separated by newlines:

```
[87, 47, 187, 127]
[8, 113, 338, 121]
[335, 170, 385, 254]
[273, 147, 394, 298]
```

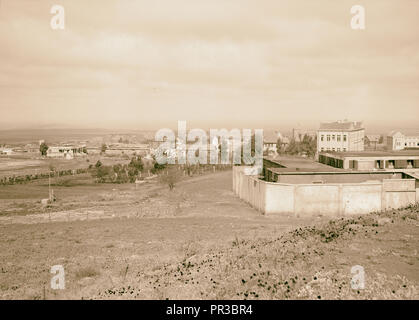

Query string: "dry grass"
[0, 170, 417, 300]
[96, 205, 418, 300]
[75, 267, 100, 280]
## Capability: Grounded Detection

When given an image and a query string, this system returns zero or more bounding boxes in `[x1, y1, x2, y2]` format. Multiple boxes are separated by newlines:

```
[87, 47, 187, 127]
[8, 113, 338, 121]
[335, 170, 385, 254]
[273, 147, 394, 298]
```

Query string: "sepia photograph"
[0, 0, 418, 309]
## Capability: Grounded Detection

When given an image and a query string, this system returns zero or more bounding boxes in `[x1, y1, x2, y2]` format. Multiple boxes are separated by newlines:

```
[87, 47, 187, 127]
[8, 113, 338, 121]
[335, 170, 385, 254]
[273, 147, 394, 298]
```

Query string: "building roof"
[321, 150, 419, 158]
[269, 167, 345, 174]
[365, 134, 381, 142]
[264, 156, 343, 171]
[319, 121, 364, 131]
[387, 130, 403, 137]
[387, 130, 419, 137]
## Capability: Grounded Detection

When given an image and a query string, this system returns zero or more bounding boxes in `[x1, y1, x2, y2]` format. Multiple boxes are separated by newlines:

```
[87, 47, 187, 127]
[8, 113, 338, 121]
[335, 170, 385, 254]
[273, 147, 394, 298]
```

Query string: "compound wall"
[233, 166, 417, 217]
[273, 172, 401, 184]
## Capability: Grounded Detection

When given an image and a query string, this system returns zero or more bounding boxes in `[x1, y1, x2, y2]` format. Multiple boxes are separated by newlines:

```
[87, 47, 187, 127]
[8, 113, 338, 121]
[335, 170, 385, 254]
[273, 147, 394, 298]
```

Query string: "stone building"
[317, 120, 364, 153]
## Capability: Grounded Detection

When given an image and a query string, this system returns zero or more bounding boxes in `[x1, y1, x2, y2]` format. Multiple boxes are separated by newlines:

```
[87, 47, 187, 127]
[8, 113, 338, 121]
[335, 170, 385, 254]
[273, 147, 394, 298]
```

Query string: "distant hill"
[0, 128, 156, 144]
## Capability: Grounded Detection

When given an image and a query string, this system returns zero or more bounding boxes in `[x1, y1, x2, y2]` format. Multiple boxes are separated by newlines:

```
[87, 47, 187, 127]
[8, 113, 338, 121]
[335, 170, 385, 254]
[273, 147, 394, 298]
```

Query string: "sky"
[0, 0, 418, 133]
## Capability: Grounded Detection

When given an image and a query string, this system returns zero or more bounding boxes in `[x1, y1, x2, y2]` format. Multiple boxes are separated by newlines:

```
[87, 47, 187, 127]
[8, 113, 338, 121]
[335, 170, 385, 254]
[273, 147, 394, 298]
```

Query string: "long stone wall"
[233, 166, 418, 217]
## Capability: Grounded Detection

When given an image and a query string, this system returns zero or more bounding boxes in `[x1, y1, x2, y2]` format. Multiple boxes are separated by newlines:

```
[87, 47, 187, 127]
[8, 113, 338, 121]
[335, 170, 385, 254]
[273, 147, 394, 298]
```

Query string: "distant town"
[1, 121, 418, 167]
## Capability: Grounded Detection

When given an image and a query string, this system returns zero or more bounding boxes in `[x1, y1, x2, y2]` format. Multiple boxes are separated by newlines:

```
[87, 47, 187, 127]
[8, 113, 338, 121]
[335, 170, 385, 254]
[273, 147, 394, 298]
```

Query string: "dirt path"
[0, 170, 249, 224]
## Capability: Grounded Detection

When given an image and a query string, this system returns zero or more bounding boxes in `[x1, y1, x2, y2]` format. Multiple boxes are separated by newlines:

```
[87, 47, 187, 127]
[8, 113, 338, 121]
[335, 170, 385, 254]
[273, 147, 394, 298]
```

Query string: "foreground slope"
[94, 205, 418, 300]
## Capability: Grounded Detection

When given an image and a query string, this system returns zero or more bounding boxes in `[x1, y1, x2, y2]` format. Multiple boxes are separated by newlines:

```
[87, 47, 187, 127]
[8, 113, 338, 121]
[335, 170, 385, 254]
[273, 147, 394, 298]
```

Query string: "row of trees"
[1, 156, 150, 186]
[91, 154, 233, 190]
[277, 134, 317, 157]
[0, 168, 89, 186]
[91, 156, 147, 183]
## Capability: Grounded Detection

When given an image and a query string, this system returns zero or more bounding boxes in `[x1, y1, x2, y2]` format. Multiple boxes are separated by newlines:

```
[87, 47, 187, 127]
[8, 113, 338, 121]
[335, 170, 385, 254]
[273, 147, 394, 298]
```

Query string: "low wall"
[233, 166, 417, 217]
[265, 183, 294, 214]
[273, 172, 402, 184]
[382, 179, 417, 210]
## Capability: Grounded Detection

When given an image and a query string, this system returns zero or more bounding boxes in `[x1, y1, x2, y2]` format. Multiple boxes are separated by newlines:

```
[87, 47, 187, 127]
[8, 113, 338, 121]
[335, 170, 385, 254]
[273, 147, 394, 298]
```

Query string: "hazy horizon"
[1, 0, 418, 131]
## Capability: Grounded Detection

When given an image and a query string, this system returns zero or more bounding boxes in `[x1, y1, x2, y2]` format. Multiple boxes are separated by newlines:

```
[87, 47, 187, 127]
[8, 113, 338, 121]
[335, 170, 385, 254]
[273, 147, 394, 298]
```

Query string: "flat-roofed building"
[233, 166, 418, 216]
[319, 150, 419, 170]
[47, 145, 86, 159]
[317, 120, 365, 153]
[0, 148, 13, 155]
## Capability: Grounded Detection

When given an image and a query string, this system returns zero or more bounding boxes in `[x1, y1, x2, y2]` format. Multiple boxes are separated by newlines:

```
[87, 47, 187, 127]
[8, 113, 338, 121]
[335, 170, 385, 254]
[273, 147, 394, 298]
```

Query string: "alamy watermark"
[154, 121, 263, 175]
[50, 5, 65, 30]
[351, 265, 365, 290]
[50, 265, 65, 290]
[47, 4, 365, 31]
[350, 5, 366, 30]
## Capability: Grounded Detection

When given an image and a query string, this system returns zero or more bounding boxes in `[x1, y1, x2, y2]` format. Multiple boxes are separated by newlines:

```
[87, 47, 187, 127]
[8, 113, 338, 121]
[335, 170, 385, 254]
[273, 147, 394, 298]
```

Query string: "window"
[332, 135, 335, 140]
[337, 148, 340, 152]
[343, 148, 346, 152]
[337, 135, 341, 142]
[327, 135, 330, 141]
[343, 135, 347, 142]
[321, 135, 324, 141]
[332, 148, 335, 151]
[321, 148, 324, 152]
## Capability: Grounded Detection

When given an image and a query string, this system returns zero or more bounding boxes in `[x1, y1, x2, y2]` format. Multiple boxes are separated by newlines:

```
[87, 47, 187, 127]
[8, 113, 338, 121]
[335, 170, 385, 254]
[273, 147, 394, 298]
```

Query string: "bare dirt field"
[0, 154, 131, 179]
[0, 170, 418, 300]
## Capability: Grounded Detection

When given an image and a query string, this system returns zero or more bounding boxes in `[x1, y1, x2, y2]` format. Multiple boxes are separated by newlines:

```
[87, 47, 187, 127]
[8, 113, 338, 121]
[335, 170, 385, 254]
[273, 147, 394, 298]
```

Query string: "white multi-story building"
[387, 131, 419, 150]
[317, 120, 365, 153]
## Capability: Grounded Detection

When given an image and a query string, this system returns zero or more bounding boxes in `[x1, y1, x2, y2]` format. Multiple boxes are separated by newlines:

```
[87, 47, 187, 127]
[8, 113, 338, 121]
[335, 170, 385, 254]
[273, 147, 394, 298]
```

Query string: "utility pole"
[49, 171, 51, 201]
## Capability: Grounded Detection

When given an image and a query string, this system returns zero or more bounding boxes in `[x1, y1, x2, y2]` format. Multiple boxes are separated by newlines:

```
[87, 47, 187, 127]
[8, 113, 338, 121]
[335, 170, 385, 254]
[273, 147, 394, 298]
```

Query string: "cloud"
[0, 0, 418, 130]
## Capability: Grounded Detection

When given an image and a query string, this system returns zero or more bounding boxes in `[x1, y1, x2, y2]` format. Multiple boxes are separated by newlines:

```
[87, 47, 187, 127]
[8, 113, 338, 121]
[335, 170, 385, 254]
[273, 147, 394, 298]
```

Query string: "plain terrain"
[0, 169, 418, 299]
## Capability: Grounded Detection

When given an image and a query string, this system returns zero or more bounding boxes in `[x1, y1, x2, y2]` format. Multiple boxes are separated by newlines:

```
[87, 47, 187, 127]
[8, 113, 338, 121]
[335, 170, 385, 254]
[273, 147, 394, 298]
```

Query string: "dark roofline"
[317, 128, 364, 133]
[267, 168, 408, 175]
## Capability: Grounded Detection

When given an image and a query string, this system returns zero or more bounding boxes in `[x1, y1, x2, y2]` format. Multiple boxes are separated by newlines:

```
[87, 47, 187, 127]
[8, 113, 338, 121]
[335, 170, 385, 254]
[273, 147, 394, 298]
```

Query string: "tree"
[40, 142, 49, 156]
[285, 135, 316, 157]
[151, 155, 166, 174]
[285, 138, 299, 155]
[127, 167, 139, 182]
[95, 166, 109, 182]
[129, 156, 144, 171]
[159, 168, 181, 190]
[300, 134, 317, 157]
[95, 160, 102, 168]
[101, 144, 107, 154]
